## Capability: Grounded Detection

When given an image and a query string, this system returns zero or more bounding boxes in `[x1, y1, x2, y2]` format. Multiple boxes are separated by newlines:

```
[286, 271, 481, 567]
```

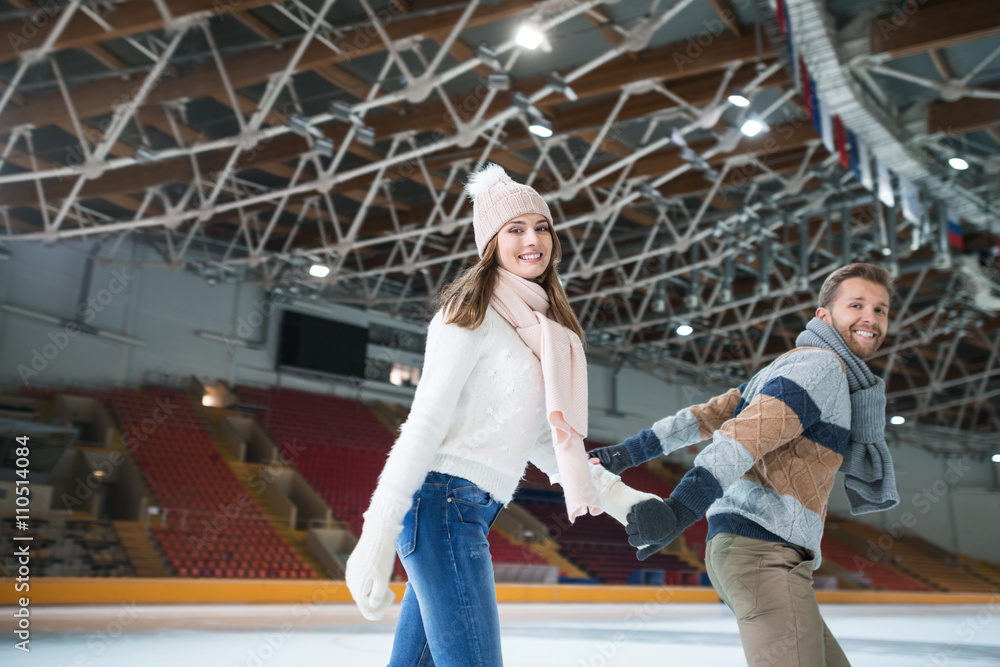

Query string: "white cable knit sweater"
[366, 306, 561, 528]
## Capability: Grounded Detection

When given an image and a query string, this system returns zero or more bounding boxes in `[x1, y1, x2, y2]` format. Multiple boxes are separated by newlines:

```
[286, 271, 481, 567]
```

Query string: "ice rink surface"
[4, 601, 1000, 666]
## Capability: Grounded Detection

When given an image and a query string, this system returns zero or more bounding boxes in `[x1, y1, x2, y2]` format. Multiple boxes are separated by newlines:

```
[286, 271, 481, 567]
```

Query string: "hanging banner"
[876, 158, 894, 207]
[848, 131, 861, 181]
[820, 100, 835, 154]
[899, 177, 922, 224]
[834, 116, 849, 168]
[857, 140, 873, 191]
[800, 59, 813, 118]
[947, 207, 964, 250]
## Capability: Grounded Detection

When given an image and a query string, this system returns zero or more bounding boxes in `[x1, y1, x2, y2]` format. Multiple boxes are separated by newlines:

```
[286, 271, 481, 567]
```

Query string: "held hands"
[344, 516, 403, 621]
[586, 442, 632, 475]
[625, 497, 698, 561]
[587, 463, 660, 526]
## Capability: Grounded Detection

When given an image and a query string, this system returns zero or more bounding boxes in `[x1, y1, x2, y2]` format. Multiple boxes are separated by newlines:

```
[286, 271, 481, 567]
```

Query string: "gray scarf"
[795, 318, 899, 515]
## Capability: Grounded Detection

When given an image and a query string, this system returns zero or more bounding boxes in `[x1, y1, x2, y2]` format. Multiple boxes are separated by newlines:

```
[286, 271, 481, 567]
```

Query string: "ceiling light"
[288, 114, 313, 138]
[993, 454, 1000, 463]
[477, 44, 502, 71]
[330, 100, 363, 126]
[727, 93, 751, 107]
[330, 100, 354, 122]
[512, 91, 534, 114]
[516, 24, 544, 50]
[528, 118, 553, 138]
[948, 157, 969, 170]
[309, 264, 330, 278]
[356, 126, 376, 147]
[890, 415, 905, 425]
[676, 324, 693, 336]
[314, 136, 334, 157]
[488, 72, 510, 90]
[741, 119, 764, 137]
[548, 73, 577, 102]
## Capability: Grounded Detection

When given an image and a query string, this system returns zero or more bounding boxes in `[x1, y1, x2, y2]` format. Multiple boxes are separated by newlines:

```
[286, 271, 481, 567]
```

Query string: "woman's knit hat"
[465, 163, 551, 257]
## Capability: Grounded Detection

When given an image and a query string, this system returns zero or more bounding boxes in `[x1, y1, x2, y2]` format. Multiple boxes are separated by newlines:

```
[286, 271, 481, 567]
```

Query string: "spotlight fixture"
[488, 72, 510, 90]
[740, 119, 764, 137]
[134, 145, 159, 163]
[515, 24, 544, 50]
[676, 324, 693, 336]
[727, 92, 751, 107]
[309, 264, 331, 278]
[948, 157, 969, 170]
[547, 73, 577, 102]
[314, 136, 334, 157]
[528, 118, 553, 138]
[476, 44, 502, 71]
[512, 91, 534, 114]
[330, 100, 353, 122]
[288, 114, 313, 138]
[356, 126, 376, 147]
[330, 100, 363, 126]
[889, 415, 905, 425]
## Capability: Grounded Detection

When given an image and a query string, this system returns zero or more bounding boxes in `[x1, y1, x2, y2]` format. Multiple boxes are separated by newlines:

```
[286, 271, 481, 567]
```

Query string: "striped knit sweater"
[624, 347, 850, 568]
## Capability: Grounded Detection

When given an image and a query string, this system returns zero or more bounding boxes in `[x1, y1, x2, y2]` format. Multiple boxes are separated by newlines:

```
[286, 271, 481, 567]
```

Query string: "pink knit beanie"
[465, 163, 552, 258]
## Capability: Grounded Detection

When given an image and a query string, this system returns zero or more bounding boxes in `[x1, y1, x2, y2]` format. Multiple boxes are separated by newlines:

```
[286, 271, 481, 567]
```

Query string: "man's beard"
[829, 316, 883, 359]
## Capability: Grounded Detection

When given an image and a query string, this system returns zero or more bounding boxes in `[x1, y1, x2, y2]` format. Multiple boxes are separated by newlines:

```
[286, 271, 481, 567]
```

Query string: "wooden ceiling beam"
[927, 95, 1000, 136]
[0, 0, 540, 132]
[709, 0, 742, 37]
[869, 0, 1000, 59]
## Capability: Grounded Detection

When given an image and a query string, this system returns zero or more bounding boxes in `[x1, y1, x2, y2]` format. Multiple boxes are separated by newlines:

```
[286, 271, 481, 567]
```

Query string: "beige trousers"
[705, 533, 851, 667]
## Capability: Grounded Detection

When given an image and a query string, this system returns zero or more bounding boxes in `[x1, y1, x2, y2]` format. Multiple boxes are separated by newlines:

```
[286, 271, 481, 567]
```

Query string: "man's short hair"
[818, 263, 895, 309]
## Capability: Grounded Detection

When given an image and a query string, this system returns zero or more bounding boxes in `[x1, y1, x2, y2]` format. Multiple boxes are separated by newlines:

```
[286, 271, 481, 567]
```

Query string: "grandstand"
[4, 383, 994, 595]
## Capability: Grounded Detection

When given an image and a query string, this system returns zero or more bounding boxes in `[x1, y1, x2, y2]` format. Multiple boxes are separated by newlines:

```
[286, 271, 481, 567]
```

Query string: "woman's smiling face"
[495, 214, 553, 281]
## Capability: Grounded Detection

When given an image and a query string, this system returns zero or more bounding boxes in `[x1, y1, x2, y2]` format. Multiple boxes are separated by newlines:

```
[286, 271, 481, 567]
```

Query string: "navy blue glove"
[587, 443, 632, 475]
[625, 497, 698, 561]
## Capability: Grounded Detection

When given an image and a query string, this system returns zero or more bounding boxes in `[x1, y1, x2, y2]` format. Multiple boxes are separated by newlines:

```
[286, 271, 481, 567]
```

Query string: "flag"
[899, 176, 922, 224]
[834, 116, 849, 168]
[858, 140, 873, 191]
[778, 0, 797, 86]
[848, 131, 861, 181]
[947, 207, 964, 250]
[801, 58, 813, 120]
[811, 78, 822, 136]
[876, 158, 894, 207]
[820, 99, 835, 154]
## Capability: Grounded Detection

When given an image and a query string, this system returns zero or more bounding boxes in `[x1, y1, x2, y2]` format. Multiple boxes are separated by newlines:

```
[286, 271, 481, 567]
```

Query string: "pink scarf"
[490, 268, 602, 522]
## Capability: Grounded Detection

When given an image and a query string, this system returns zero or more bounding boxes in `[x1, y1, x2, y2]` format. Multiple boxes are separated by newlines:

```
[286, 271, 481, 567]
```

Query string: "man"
[589, 263, 899, 666]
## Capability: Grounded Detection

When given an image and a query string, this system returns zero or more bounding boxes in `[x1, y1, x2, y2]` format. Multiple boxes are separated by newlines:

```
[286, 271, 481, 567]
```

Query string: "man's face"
[816, 277, 891, 359]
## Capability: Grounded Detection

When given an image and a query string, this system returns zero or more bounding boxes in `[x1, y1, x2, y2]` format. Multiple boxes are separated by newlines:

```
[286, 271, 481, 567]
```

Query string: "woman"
[345, 163, 602, 666]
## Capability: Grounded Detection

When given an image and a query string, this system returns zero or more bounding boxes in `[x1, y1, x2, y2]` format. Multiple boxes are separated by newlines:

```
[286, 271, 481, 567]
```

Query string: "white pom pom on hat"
[465, 162, 552, 258]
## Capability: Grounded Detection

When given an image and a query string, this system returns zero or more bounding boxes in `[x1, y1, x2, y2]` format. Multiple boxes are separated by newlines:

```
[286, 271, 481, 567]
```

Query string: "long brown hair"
[440, 225, 585, 343]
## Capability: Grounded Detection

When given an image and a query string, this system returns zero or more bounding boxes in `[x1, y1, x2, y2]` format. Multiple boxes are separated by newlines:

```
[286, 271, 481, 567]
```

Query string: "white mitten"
[345, 515, 403, 621]
[588, 464, 661, 526]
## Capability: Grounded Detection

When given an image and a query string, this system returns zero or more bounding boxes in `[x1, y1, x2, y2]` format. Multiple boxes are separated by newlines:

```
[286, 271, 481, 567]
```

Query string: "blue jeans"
[388, 472, 504, 667]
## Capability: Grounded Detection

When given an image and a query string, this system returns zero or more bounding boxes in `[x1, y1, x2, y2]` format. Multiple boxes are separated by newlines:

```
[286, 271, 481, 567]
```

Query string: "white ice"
[3, 601, 999, 666]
